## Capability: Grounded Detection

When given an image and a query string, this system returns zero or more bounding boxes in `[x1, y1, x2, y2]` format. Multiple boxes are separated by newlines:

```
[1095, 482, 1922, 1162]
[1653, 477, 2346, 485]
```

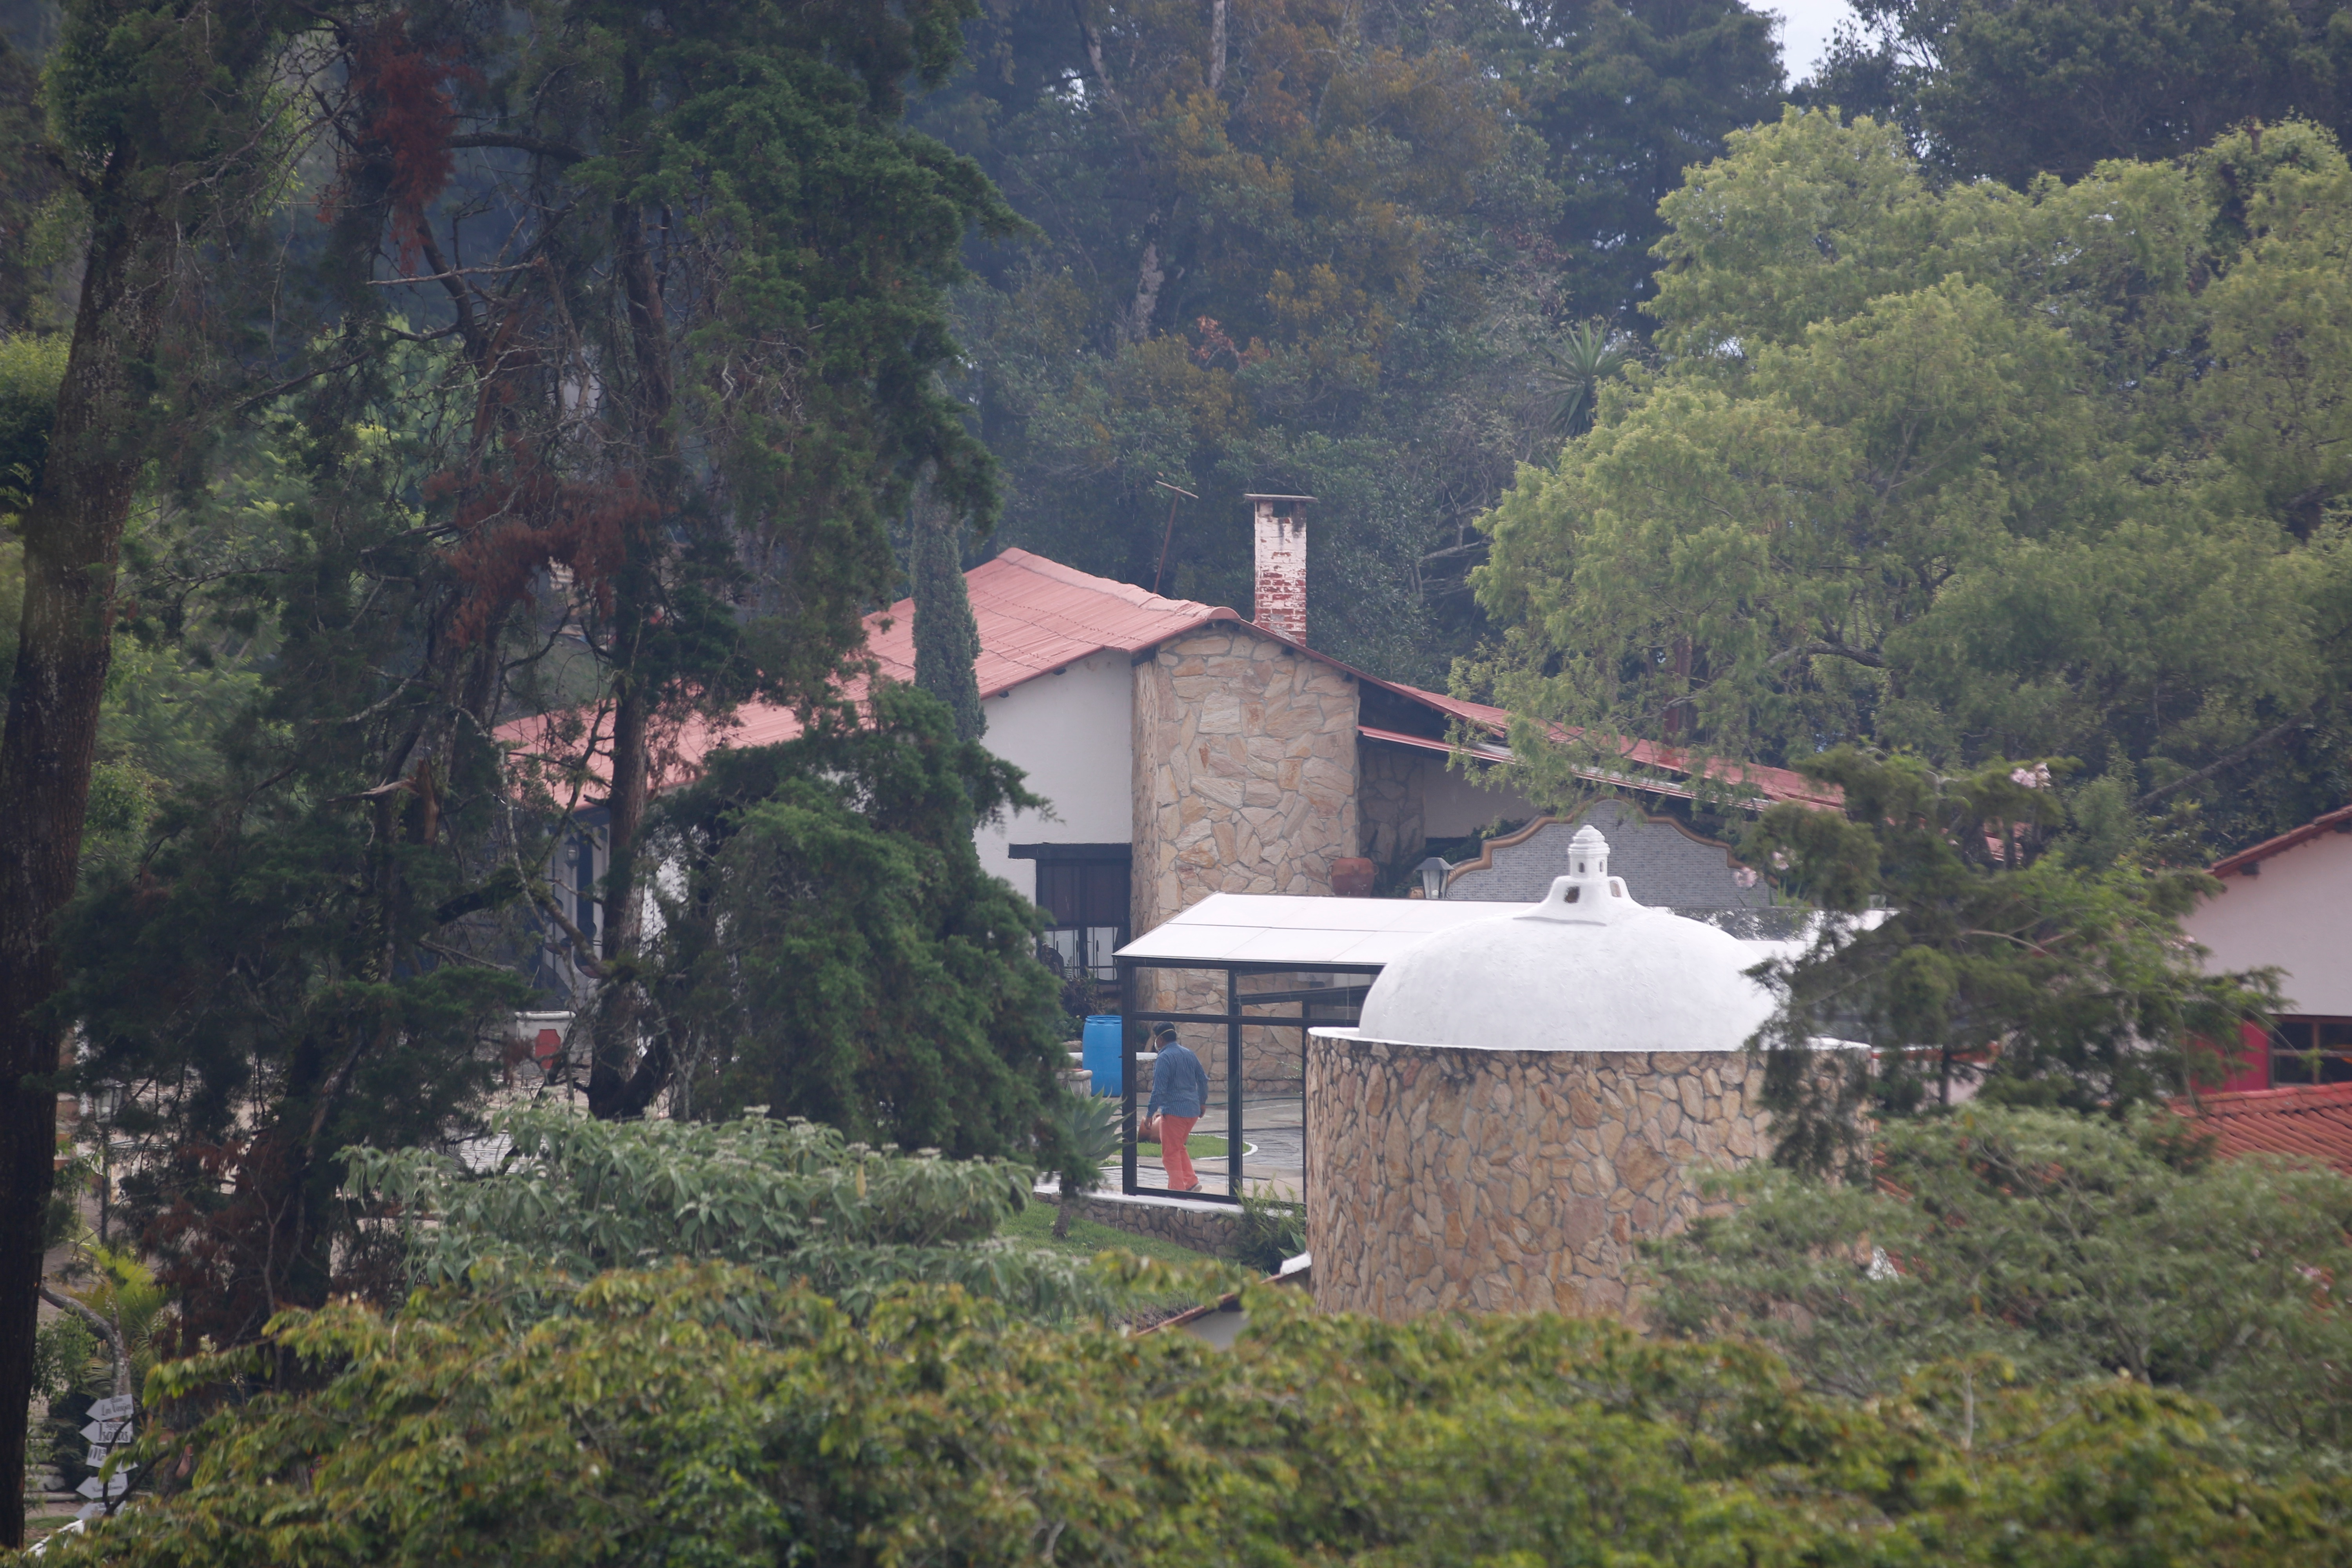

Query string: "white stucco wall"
[1423, 762, 1542, 838]
[972, 653, 1135, 895]
[2184, 829, 2352, 1016]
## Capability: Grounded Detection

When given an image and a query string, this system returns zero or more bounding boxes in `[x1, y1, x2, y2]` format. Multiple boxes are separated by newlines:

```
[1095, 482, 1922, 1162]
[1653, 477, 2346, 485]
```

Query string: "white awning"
[1115, 893, 1536, 969]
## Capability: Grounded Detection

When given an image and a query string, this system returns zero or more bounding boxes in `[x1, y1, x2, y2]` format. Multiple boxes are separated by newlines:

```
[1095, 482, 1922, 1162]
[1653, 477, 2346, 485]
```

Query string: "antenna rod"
[1150, 479, 1198, 595]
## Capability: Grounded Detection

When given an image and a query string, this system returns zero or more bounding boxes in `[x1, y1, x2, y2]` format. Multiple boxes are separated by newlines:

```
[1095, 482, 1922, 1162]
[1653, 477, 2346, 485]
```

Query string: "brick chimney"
[1248, 493, 1313, 643]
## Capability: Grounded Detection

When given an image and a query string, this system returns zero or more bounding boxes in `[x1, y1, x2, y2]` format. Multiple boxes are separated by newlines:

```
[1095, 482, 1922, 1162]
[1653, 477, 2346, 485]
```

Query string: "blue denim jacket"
[1145, 1041, 1208, 1118]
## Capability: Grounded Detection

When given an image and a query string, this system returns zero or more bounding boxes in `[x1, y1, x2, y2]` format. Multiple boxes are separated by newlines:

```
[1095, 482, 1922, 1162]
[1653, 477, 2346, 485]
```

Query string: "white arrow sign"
[79, 1417, 130, 1446]
[74, 1467, 132, 1501]
[87, 1395, 133, 1422]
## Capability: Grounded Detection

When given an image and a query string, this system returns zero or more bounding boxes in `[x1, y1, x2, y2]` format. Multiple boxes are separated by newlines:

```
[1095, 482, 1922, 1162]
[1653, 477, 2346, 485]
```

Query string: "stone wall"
[1358, 742, 1428, 869]
[1037, 1183, 1242, 1257]
[1304, 1034, 1766, 1320]
[1132, 626, 1359, 935]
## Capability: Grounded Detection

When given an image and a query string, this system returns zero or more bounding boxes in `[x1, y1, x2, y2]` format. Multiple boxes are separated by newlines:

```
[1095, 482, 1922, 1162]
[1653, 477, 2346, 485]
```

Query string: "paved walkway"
[1129, 1095, 1303, 1201]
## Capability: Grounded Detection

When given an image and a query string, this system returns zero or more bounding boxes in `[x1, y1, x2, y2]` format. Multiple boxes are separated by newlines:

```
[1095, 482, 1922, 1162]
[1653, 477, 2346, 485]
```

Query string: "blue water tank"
[1081, 1015, 1123, 1097]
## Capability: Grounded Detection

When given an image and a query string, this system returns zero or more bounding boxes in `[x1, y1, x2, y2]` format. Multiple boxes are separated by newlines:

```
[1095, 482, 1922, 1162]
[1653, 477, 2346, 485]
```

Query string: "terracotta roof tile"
[2173, 1082, 2352, 1176]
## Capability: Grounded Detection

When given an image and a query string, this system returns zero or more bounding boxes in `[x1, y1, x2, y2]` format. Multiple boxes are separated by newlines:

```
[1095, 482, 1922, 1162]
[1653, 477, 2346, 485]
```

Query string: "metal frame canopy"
[1111, 895, 1533, 1203]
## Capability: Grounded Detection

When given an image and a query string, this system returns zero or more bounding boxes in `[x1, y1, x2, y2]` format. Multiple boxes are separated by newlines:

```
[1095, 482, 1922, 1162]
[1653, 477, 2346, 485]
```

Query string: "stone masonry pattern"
[1356, 743, 1428, 871]
[1305, 1036, 1767, 1321]
[1041, 1185, 1242, 1256]
[1132, 626, 1359, 935]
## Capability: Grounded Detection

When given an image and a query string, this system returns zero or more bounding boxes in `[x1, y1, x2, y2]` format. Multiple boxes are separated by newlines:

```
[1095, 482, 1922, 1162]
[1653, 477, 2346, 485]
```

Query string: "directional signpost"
[78, 1416, 131, 1446]
[74, 1395, 135, 1520]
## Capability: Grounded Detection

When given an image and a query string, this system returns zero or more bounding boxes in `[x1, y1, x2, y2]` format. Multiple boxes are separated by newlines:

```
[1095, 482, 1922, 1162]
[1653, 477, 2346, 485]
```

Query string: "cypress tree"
[911, 494, 986, 742]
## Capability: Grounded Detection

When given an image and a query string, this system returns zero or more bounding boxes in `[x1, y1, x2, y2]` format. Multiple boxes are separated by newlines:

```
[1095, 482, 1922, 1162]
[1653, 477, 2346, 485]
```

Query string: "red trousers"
[1158, 1114, 1201, 1191]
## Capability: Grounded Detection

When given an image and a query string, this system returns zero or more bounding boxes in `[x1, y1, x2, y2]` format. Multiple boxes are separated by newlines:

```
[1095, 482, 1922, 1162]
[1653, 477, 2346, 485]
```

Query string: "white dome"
[1352, 826, 1776, 1053]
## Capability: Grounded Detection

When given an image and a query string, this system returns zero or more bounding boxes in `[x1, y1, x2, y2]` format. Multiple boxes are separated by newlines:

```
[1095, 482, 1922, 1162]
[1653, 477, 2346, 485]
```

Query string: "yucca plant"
[1538, 319, 1632, 438]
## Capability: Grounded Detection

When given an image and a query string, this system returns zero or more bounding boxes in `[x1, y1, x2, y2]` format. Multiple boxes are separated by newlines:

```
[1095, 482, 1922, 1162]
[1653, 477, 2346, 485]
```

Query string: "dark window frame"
[2269, 1016, 2352, 1087]
[1013, 844, 1131, 984]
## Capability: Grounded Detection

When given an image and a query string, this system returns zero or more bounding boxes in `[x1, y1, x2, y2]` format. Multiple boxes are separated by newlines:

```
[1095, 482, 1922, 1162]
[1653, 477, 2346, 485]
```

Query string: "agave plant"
[1046, 1090, 1123, 1239]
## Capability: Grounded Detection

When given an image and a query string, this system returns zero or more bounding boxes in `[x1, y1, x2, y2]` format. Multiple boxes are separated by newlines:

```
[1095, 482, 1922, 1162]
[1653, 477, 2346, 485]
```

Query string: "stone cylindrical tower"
[1305, 827, 1776, 1319]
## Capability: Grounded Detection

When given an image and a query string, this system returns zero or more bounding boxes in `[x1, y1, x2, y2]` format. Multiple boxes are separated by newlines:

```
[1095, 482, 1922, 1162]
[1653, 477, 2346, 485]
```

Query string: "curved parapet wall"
[1304, 1033, 1768, 1319]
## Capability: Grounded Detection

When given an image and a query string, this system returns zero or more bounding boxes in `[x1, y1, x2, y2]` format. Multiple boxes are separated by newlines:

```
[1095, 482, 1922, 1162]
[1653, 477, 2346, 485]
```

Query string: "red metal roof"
[501, 549, 1236, 788]
[1359, 688, 1842, 809]
[686, 550, 1235, 756]
[2174, 1082, 2352, 1176]
[2211, 801, 2352, 880]
[501, 547, 1838, 810]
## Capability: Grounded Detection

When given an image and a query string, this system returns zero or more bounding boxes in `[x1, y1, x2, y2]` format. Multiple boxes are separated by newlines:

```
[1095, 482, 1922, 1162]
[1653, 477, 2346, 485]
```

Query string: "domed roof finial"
[1528, 822, 1637, 924]
[1567, 822, 1610, 880]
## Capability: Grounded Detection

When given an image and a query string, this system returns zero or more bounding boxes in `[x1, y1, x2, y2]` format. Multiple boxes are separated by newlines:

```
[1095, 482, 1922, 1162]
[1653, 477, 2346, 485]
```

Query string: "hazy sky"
[1771, 0, 1860, 80]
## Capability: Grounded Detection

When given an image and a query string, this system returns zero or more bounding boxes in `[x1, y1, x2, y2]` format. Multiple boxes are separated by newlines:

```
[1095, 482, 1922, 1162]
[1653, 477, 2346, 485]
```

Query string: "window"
[2270, 1018, 2352, 1086]
[572, 831, 600, 942]
[1016, 845, 1131, 985]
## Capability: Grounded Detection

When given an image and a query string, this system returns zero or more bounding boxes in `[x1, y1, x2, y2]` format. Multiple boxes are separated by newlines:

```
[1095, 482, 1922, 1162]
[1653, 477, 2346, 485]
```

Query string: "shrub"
[344, 1107, 1171, 1323]
[1644, 1104, 2352, 1465]
[58, 1263, 2352, 1566]
[1232, 1182, 1306, 1275]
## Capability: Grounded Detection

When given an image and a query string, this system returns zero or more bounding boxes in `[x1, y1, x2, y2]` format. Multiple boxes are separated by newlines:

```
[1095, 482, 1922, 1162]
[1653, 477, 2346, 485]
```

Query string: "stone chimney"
[1248, 493, 1313, 642]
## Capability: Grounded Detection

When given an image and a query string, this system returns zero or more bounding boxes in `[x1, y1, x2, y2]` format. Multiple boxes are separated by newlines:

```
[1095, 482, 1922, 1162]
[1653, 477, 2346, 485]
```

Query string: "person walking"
[1145, 1023, 1209, 1193]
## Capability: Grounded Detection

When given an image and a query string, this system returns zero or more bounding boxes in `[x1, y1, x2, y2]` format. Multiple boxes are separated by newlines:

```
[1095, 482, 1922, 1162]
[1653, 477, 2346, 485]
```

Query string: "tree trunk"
[1127, 234, 1167, 343]
[584, 170, 678, 1122]
[585, 667, 657, 1118]
[1207, 0, 1226, 92]
[0, 183, 170, 1549]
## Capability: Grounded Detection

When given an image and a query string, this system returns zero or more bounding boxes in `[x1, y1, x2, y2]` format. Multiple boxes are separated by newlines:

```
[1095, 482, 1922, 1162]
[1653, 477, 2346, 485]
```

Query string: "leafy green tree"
[47, 0, 1039, 1375]
[1739, 750, 2282, 1175]
[646, 684, 1068, 1156]
[0, 0, 322, 1541]
[346, 1107, 1132, 1322]
[433, 0, 1021, 1118]
[0, 24, 70, 335]
[0, 330, 65, 702]
[53, 369, 543, 1356]
[918, 0, 1784, 680]
[46, 1263, 2352, 1565]
[1472, 111, 2352, 853]
[1808, 0, 2352, 186]
[1508, 0, 1786, 321]
[1646, 1105, 2352, 1466]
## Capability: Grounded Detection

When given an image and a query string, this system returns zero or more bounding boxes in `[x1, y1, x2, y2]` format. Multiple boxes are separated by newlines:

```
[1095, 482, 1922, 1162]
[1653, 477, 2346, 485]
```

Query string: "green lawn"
[1137, 1135, 1228, 1160]
[1001, 1196, 1220, 1267]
